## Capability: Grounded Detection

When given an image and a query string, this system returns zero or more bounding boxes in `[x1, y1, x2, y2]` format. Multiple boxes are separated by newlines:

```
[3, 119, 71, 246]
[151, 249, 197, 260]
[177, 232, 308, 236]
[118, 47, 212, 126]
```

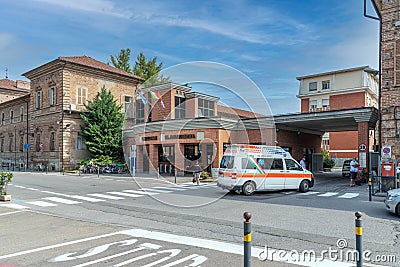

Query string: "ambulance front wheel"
[242, 181, 256, 196]
[299, 180, 310, 193]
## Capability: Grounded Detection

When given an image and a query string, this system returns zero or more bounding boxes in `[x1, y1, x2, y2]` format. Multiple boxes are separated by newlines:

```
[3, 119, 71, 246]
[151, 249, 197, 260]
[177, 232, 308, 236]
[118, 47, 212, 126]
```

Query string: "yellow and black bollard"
[355, 211, 363, 267]
[368, 177, 372, 201]
[244, 212, 252, 267]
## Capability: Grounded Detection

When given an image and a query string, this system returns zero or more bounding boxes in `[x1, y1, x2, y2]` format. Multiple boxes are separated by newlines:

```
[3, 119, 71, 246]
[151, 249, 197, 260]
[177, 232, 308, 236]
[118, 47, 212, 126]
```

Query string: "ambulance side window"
[257, 158, 273, 169]
[271, 159, 283, 170]
[285, 159, 302, 170]
[220, 156, 234, 169]
[242, 158, 255, 169]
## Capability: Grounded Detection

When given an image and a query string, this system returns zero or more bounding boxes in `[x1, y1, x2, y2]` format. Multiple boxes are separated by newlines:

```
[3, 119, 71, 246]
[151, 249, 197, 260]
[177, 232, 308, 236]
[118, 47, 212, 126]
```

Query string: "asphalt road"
[0, 170, 399, 267]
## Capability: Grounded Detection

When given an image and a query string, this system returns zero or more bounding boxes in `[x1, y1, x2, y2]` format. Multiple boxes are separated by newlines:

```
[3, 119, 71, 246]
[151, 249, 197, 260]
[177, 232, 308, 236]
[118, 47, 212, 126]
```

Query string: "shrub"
[323, 158, 335, 169]
[0, 171, 13, 195]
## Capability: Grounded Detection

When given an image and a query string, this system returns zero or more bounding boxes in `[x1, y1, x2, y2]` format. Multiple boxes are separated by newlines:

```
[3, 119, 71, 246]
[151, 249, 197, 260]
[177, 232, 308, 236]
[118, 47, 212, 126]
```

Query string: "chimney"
[16, 80, 30, 90]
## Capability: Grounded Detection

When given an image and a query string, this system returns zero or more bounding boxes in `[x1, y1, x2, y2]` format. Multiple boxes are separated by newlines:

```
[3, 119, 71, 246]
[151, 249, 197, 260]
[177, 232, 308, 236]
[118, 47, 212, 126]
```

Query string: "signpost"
[358, 143, 367, 168]
[382, 145, 392, 159]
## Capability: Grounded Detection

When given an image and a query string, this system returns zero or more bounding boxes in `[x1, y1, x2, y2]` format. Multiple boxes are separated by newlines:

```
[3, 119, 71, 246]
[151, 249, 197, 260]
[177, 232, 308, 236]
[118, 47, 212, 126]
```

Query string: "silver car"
[385, 188, 400, 215]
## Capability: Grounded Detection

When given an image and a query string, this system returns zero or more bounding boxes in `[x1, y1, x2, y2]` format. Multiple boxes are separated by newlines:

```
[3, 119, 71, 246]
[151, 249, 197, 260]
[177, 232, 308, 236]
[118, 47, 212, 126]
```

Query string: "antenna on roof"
[5, 67, 8, 79]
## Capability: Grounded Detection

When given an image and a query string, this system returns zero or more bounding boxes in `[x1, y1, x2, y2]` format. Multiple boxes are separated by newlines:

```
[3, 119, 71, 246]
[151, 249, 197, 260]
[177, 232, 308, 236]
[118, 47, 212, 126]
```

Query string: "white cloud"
[32, 0, 129, 18]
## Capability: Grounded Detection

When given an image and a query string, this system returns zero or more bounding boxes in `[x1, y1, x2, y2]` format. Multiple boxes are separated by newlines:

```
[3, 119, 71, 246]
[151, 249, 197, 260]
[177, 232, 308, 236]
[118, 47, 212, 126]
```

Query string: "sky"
[0, 0, 380, 115]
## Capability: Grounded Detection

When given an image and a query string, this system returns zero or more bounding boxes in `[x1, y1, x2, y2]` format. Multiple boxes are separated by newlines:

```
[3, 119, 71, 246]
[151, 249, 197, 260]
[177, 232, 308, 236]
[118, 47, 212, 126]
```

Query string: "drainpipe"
[364, 0, 382, 151]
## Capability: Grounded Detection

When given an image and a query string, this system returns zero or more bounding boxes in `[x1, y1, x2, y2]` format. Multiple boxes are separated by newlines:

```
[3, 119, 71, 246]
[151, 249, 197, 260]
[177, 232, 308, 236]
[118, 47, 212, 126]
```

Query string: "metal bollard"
[244, 212, 252, 267]
[368, 177, 372, 202]
[355, 211, 363, 267]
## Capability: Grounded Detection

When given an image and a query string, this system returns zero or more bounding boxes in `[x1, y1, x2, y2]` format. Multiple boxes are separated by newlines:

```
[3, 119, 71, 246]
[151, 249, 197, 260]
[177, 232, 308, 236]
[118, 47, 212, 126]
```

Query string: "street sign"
[24, 143, 30, 149]
[382, 145, 392, 159]
[359, 143, 367, 152]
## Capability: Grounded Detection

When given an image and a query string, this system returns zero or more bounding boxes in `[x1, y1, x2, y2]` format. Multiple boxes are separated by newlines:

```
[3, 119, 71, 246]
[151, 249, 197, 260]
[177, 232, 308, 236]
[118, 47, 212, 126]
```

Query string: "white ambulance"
[217, 144, 314, 195]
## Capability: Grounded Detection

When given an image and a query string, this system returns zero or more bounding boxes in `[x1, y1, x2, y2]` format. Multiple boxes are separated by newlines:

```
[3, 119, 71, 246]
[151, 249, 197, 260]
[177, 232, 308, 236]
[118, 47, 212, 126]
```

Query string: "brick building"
[372, 0, 400, 159]
[123, 83, 323, 175]
[297, 66, 379, 160]
[0, 56, 143, 170]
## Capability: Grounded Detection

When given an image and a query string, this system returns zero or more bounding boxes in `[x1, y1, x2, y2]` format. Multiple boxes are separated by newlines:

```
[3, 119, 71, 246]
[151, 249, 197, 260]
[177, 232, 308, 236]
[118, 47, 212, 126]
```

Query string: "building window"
[198, 99, 215, 117]
[36, 91, 42, 109]
[9, 136, 13, 151]
[36, 133, 41, 152]
[19, 135, 24, 152]
[50, 132, 55, 151]
[158, 145, 175, 163]
[76, 86, 88, 105]
[123, 95, 133, 115]
[1, 112, 4, 125]
[310, 100, 317, 109]
[10, 110, 14, 123]
[77, 134, 86, 150]
[49, 87, 56, 106]
[135, 100, 145, 124]
[322, 80, 330, 89]
[20, 106, 24, 122]
[322, 99, 330, 108]
[309, 82, 317, 91]
[0, 138, 4, 152]
[175, 96, 186, 119]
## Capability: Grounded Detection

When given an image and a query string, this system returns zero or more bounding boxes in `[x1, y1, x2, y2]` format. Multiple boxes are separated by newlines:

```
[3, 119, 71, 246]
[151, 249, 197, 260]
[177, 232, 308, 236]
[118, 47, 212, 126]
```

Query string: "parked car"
[342, 160, 351, 177]
[385, 188, 400, 216]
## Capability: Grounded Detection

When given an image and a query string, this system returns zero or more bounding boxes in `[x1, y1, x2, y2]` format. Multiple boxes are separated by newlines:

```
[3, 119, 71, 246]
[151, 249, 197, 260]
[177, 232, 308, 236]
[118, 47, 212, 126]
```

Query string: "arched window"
[20, 106, 24, 122]
[10, 110, 14, 123]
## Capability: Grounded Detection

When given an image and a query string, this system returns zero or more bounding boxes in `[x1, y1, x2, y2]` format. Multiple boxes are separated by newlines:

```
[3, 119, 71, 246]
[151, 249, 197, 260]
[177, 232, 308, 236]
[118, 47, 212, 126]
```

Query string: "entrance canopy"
[267, 107, 378, 135]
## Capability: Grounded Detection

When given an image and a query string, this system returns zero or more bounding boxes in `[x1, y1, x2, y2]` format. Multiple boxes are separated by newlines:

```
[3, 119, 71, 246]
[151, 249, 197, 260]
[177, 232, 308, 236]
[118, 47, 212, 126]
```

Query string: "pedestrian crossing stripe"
[0, 203, 29, 209]
[26, 201, 57, 207]
[69, 195, 105, 202]
[317, 192, 339, 197]
[88, 193, 124, 200]
[107, 192, 143, 198]
[43, 197, 81, 205]
[138, 188, 173, 193]
[338, 193, 359, 199]
[153, 186, 187, 191]
[123, 190, 159, 195]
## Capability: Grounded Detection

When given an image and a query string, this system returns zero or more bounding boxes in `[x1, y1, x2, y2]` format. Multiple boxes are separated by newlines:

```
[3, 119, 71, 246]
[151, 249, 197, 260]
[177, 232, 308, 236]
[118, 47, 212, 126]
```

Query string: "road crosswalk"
[0, 182, 218, 210]
[1, 182, 361, 211]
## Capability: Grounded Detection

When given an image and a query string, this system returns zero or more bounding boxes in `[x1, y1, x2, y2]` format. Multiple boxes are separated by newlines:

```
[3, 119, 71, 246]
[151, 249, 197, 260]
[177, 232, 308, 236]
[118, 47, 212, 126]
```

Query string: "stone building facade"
[0, 56, 143, 170]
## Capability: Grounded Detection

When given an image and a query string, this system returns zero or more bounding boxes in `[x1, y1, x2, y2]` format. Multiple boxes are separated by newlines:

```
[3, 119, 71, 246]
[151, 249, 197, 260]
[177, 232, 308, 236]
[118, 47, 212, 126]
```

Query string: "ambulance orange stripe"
[221, 172, 312, 179]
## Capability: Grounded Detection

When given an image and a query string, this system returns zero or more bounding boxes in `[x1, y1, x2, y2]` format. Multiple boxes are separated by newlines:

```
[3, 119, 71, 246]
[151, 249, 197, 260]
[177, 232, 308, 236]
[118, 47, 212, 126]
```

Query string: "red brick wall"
[277, 130, 321, 160]
[329, 132, 358, 158]
[330, 92, 365, 110]
[301, 99, 309, 113]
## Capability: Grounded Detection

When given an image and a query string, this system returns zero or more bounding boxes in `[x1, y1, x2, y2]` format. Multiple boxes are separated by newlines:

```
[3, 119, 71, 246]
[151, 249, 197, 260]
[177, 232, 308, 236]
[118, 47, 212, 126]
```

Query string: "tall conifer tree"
[80, 85, 125, 161]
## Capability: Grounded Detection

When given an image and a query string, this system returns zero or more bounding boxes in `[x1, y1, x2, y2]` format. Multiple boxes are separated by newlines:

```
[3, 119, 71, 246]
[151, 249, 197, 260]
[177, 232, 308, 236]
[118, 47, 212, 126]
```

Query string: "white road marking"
[43, 197, 81, 205]
[301, 191, 320, 195]
[87, 193, 124, 200]
[26, 187, 39, 191]
[338, 193, 360, 199]
[153, 186, 187, 191]
[0, 210, 25, 216]
[317, 192, 339, 197]
[107, 192, 143, 198]
[138, 188, 173, 193]
[14, 185, 27, 189]
[0, 203, 29, 209]
[27, 201, 57, 207]
[69, 195, 105, 202]
[123, 190, 159, 195]
[72, 243, 161, 267]
[0, 227, 375, 267]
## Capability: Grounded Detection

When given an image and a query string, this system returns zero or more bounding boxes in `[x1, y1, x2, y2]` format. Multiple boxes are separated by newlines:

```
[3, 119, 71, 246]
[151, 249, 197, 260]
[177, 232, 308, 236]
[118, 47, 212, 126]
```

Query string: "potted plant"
[0, 171, 13, 201]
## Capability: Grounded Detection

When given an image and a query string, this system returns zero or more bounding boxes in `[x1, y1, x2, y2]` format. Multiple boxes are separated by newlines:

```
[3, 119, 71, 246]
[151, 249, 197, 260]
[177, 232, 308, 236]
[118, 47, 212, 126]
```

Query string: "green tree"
[134, 52, 170, 86]
[80, 85, 125, 161]
[110, 49, 169, 85]
[109, 48, 132, 73]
